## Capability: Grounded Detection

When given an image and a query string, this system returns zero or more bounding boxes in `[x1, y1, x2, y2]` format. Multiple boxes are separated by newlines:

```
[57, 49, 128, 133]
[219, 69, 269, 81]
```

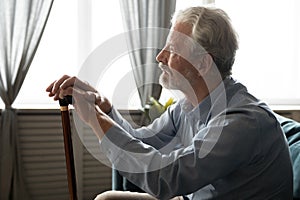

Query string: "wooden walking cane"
[59, 96, 78, 200]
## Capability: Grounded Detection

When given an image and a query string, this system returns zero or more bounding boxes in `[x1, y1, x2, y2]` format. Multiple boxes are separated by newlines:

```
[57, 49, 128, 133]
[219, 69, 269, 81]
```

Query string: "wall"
[17, 109, 111, 200]
[0, 109, 141, 200]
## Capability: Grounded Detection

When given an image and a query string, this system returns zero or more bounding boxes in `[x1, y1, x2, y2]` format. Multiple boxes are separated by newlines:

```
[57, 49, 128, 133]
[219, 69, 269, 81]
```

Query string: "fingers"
[45, 80, 56, 94]
[45, 75, 71, 98]
[46, 75, 98, 101]
[64, 87, 97, 104]
[53, 75, 73, 94]
[72, 78, 97, 92]
[58, 87, 74, 100]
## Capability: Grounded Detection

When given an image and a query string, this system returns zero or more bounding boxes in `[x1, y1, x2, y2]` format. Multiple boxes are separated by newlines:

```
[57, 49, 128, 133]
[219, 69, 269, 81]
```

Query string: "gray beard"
[159, 72, 176, 90]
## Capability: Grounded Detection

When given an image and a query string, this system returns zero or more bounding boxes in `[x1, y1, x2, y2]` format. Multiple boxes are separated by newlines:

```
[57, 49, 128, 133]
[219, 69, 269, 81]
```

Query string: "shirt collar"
[180, 77, 231, 124]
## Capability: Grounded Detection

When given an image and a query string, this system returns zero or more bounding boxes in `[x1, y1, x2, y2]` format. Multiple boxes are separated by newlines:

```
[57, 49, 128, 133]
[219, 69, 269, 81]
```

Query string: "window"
[12, 0, 79, 108]
[216, 0, 300, 105]
[12, 0, 134, 109]
[9, 0, 300, 109]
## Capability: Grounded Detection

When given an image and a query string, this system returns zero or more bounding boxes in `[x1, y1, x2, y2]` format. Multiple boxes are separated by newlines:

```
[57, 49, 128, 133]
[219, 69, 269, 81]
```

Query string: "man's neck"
[184, 76, 223, 107]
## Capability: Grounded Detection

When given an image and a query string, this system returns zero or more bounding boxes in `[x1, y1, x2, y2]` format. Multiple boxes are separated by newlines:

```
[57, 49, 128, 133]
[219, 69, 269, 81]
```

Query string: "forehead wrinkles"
[168, 23, 191, 42]
[167, 30, 192, 48]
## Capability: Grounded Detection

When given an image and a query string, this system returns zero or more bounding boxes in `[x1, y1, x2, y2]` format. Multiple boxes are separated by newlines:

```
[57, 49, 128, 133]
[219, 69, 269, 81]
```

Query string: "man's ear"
[197, 54, 213, 76]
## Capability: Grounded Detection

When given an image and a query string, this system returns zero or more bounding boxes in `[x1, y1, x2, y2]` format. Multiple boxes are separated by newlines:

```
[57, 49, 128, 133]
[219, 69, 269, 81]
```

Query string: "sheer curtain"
[112, 0, 176, 192]
[119, 0, 176, 109]
[0, 0, 53, 199]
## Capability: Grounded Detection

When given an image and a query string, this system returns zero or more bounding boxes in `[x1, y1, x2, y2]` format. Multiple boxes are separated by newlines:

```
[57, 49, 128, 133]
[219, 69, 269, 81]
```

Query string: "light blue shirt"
[100, 77, 293, 200]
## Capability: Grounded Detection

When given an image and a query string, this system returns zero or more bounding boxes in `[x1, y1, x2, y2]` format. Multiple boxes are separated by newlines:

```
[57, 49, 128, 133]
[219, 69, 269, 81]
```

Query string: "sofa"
[276, 114, 300, 199]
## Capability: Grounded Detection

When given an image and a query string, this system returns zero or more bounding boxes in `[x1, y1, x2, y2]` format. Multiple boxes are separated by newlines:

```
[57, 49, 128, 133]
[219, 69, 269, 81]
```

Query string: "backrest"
[276, 114, 300, 198]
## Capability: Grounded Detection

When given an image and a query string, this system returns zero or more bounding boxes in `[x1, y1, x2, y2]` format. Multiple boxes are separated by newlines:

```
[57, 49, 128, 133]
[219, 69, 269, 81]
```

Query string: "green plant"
[143, 97, 175, 123]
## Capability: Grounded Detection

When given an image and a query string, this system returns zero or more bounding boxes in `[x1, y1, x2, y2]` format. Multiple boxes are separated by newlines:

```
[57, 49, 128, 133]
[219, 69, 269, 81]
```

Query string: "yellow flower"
[164, 97, 174, 110]
[146, 97, 176, 122]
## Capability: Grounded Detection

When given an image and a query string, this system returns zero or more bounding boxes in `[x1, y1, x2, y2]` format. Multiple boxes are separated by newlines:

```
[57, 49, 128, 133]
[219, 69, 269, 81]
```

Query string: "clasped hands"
[46, 75, 114, 139]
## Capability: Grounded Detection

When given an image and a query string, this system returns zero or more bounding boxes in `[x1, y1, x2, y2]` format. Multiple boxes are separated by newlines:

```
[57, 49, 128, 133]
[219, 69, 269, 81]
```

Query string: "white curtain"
[119, 0, 176, 108]
[0, 0, 53, 199]
[112, 0, 176, 191]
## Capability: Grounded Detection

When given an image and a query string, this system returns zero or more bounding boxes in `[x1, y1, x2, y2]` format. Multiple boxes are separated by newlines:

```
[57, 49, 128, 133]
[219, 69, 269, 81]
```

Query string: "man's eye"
[169, 46, 175, 53]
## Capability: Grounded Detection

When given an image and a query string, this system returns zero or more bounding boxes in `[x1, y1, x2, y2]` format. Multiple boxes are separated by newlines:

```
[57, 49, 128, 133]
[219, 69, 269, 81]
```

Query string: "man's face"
[156, 22, 200, 91]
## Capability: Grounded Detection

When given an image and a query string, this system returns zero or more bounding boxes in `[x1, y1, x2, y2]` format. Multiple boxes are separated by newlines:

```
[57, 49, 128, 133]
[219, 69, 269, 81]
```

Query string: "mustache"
[158, 62, 171, 72]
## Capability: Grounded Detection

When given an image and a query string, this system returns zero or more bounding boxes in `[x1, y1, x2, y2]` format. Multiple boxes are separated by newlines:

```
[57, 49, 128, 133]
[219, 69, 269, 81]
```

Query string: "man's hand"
[46, 75, 114, 139]
[46, 75, 112, 114]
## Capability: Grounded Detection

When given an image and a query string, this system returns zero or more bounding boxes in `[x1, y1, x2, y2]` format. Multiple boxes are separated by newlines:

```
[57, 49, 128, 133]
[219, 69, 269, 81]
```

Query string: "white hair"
[173, 7, 239, 78]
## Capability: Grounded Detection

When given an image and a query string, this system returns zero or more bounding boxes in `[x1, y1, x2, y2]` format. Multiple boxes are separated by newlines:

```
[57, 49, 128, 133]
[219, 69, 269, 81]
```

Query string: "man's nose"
[156, 48, 168, 65]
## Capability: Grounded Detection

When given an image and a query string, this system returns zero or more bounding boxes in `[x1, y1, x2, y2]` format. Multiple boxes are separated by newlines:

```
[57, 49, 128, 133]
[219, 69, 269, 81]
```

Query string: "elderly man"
[46, 6, 293, 200]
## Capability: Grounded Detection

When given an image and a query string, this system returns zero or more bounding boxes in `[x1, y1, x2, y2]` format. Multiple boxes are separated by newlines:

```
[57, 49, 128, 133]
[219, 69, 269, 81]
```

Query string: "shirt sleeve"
[100, 107, 269, 199]
[107, 104, 181, 151]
